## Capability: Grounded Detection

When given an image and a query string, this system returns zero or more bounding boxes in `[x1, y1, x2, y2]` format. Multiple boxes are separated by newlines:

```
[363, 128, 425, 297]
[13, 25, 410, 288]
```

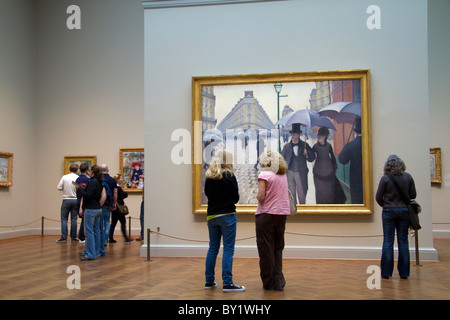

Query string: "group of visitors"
[57, 163, 142, 261]
[204, 146, 416, 292]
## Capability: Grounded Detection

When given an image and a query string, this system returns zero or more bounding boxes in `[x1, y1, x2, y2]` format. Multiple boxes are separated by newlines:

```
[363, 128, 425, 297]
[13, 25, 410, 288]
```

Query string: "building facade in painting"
[216, 91, 274, 132]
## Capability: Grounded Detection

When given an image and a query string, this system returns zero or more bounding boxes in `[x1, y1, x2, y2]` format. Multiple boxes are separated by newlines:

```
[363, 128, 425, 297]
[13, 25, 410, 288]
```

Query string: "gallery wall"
[0, 0, 37, 232]
[0, 0, 448, 260]
[33, 0, 145, 236]
[144, 0, 437, 259]
[0, 0, 145, 237]
[428, 0, 450, 238]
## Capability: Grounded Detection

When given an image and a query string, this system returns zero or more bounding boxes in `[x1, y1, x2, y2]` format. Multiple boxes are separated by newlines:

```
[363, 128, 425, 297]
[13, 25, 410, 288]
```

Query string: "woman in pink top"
[255, 150, 290, 291]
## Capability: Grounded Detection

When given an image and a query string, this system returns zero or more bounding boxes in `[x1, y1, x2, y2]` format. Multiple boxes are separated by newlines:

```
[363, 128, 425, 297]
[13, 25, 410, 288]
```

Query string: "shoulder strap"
[387, 174, 410, 205]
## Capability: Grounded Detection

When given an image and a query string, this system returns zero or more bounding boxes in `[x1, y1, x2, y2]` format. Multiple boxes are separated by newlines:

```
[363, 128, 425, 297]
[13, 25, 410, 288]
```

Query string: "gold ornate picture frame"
[119, 148, 144, 193]
[0, 152, 13, 187]
[430, 147, 442, 184]
[192, 70, 372, 215]
[64, 156, 97, 174]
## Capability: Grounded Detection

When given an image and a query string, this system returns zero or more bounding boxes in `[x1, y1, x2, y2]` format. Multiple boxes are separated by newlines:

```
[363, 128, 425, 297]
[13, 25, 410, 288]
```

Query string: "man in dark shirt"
[75, 163, 90, 243]
[100, 164, 118, 252]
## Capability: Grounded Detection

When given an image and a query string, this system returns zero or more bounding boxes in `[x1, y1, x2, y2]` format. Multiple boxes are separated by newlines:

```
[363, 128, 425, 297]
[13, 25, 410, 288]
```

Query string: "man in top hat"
[281, 123, 316, 205]
[338, 118, 363, 204]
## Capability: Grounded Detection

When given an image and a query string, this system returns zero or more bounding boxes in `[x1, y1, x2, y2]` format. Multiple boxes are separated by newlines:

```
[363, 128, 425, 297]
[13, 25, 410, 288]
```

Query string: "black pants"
[255, 214, 287, 291]
[110, 209, 128, 240]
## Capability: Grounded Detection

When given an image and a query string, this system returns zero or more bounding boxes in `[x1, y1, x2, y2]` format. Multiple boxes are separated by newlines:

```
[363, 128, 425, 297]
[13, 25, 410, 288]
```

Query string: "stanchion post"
[414, 229, 422, 266]
[145, 228, 152, 262]
[41, 216, 45, 237]
[128, 216, 131, 238]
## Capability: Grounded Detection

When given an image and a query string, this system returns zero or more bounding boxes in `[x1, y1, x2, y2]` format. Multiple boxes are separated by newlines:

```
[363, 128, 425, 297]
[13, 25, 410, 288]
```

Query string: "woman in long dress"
[312, 127, 345, 204]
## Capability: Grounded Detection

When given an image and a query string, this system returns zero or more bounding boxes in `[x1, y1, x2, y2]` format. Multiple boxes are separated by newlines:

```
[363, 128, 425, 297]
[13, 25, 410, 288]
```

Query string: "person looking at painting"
[56, 163, 79, 243]
[100, 164, 118, 252]
[376, 155, 416, 279]
[338, 118, 363, 204]
[109, 173, 134, 243]
[78, 165, 106, 260]
[75, 163, 90, 243]
[204, 150, 245, 292]
[255, 150, 290, 291]
[312, 127, 346, 204]
[281, 123, 315, 205]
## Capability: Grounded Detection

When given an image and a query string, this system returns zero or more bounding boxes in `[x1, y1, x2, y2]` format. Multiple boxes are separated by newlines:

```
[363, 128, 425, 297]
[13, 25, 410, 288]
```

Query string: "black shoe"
[204, 282, 217, 290]
[223, 284, 246, 292]
[109, 239, 117, 243]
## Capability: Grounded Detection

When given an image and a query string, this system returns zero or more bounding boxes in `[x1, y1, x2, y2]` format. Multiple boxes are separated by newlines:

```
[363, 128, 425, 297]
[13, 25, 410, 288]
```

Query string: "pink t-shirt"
[255, 170, 290, 216]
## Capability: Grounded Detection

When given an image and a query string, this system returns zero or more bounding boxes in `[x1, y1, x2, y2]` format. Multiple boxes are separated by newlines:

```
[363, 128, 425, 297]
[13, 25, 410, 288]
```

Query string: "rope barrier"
[149, 229, 419, 242]
[0, 216, 423, 265]
[0, 216, 433, 240]
[0, 218, 42, 228]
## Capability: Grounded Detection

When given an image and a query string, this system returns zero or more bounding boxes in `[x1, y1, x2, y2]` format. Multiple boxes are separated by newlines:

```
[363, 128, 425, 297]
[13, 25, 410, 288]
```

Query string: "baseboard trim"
[140, 244, 439, 261]
[433, 230, 450, 239]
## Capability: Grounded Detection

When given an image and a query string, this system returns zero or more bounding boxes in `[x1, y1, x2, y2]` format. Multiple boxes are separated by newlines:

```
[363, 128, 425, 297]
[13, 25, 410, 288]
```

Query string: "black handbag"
[387, 174, 421, 230]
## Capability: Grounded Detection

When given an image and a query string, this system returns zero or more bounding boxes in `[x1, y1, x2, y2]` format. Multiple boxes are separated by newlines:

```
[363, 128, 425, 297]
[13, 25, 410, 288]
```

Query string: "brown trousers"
[255, 214, 287, 291]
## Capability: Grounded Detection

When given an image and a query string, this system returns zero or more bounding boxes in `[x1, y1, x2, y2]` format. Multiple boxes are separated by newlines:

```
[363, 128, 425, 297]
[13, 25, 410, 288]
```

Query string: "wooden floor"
[1, 235, 450, 300]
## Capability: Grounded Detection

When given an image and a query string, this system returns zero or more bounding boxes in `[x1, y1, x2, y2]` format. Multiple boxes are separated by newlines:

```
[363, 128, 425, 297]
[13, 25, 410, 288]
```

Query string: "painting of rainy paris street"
[201, 80, 363, 206]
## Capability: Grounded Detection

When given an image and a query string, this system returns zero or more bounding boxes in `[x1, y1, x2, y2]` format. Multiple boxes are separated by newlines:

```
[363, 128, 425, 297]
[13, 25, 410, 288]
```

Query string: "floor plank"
[0, 235, 449, 300]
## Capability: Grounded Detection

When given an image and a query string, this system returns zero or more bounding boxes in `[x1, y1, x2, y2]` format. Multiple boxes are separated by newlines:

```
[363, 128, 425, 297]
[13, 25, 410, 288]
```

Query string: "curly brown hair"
[383, 154, 406, 175]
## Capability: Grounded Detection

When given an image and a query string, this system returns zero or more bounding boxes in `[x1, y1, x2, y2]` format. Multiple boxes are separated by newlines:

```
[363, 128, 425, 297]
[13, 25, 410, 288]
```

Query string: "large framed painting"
[0, 152, 13, 187]
[119, 148, 144, 193]
[192, 70, 372, 215]
[64, 156, 97, 175]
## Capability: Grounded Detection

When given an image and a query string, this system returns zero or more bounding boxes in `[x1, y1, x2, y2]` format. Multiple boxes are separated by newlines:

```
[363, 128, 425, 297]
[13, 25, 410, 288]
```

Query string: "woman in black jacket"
[109, 174, 134, 242]
[204, 150, 244, 292]
[78, 165, 105, 260]
[376, 155, 416, 279]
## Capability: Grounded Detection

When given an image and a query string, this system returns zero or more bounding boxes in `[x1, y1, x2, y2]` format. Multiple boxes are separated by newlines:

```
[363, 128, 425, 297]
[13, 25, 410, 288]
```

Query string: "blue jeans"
[381, 207, 410, 278]
[60, 199, 78, 240]
[84, 208, 102, 259]
[100, 206, 112, 254]
[205, 214, 237, 285]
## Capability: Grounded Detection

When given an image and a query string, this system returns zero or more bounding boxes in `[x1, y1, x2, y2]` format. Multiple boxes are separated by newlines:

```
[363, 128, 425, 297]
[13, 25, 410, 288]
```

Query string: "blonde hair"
[259, 150, 288, 174]
[205, 150, 234, 180]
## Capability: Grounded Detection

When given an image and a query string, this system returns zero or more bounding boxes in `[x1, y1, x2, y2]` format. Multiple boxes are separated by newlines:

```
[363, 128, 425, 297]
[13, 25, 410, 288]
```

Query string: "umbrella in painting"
[275, 109, 337, 131]
[318, 101, 361, 124]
